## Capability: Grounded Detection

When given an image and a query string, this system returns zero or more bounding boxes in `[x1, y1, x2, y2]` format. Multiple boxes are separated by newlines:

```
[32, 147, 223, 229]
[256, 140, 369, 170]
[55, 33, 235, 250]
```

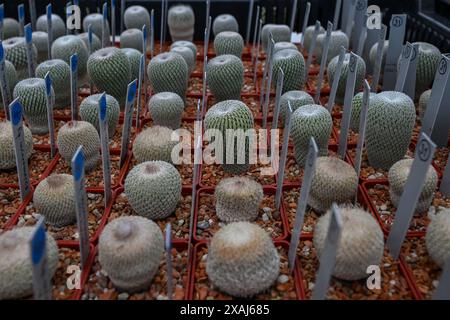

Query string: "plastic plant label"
[440, 152, 450, 198]
[25, 24, 35, 78]
[365, 22, 382, 73]
[18, 4, 25, 37]
[352, 0, 367, 50]
[344, 0, 356, 39]
[29, 0, 37, 30]
[205, 0, 210, 31]
[275, 102, 293, 209]
[382, 14, 407, 91]
[135, 54, 145, 129]
[165, 224, 173, 300]
[119, 80, 137, 168]
[300, 2, 311, 46]
[355, 14, 367, 57]
[0, 41, 11, 119]
[430, 54, 450, 147]
[433, 256, 450, 300]
[404, 43, 419, 99]
[288, 137, 319, 271]
[44, 73, 56, 157]
[354, 80, 371, 181]
[120, 0, 125, 33]
[87, 25, 93, 94]
[332, 0, 342, 31]
[289, 0, 298, 33]
[201, 56, 207, 116]
[246, 0, 255, 44]
[394, 42, 413, 93]
[338, 52, 358, 159]
[142, 24, 147, 56]
[160, 0, 165, 51]
[111, 0, 116, 44]
[0, 4, 4, 40]
[421, 54, 450, 147]
[314, 21, 333, 103]
[188, 135, 202, 259]
[262, 37, 275, 129]
[46, 4, 52, 60]
[251, 5, 260, 64]
[305, 21, 321, 83]
[252, 19, 263, 86]
[71, 146, 90, 267]
[272, 68, 285, 129]
[150, 9, 155, 58]
[9, 98, 31, 201]
[387, 133, 436, 259]
[102, 3, 108, 48]
[30, 217, 52, 300]
[371, 24, 387, 92]
[341, 0, 354, 34]
[312, 203, 343, 300]
[141, 25, 148, 108]
[70, 54, 78, 121]
[98, 93, 112, 207]
[327, 46, 346, 113]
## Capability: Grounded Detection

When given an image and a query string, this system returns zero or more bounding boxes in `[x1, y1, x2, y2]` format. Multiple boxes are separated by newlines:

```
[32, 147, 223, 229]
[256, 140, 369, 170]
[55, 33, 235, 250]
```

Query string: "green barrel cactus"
[303, 25, 325, 52]
[124, 160, 182, 219]
[279, 90, 314, 126]
[290, 104, 332, 166]
[124, 5, 150, 31]
[3, 37, 38, 80]
[32, 31, 48, 63]
[83, 13, 110, 43]
[207, 54, 244, 101]
[132, 126, 177, 164]
[413, 42, 441, 98]
[98, 216, 164, 292]
[0, 60, 18, 109]
[37, 14, 66, 39]
[212, 14, 239, 36]
[120, 28, 143, 52]
[261, 24, 291, 51]
[0, 120, 33, 170]
[426, 209, 450, 268]
[366, 91, 416, 170]
[36, 59, 71, 109]
[418, 89, 431, 120]
[272, 49, 305, 93]
[170, 40, 197, 59]
[170, 46, 195, 74]
[121, 48, 141, 82]
[3, 18, 20, 40]
[214, 31, 244, 58]
[206, 222, 280, 297]
[79, 93, 120, 137]
[78, 32, 102, 52]
[168, 5, 195, 42]
[51, 35, 89, 80]
[316, 30, 349, 64]
[349, 91, 377, 133]
[148, 92, 184, 129]
[273, 42, 298, 54]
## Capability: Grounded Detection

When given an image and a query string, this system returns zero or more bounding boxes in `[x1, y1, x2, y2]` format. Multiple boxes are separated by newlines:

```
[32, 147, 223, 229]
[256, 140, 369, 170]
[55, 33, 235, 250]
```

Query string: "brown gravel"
[433, 146, 449, 174]
[201, 163, 275, 187]
[0, 187, 22, 230]
[52, 247, 82, 300]
[333, 117, 359, 146]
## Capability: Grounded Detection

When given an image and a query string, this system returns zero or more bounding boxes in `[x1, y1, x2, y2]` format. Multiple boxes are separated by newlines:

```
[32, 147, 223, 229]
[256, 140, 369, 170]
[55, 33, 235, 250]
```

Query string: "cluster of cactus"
[132, 126, 177, 164]
[261, 24, 291, 51]
[3, 18, 20, 39]
[212, 14, 239, 36]
[57, 121, 101, 172]
[272, 49, 305, 93]
[120, 28, 143, 52]
[51, 35, 89, 80]
[207, 54, 244, 101]
[148, 92, 184, 129]
[418, 89, 432, 120]
[3, 37, 38, 80]
[13, 78, 50, 135]
[388, 159, 438, 214]
[314, 205, 384, 280]
[206, 222, 280, 297]
[34, 174, 77, 227]
[279, 90, 314, 126]
[327, 53, 366, 104]
[273, 42, 298, 54]
[124, 161, 182, 219]
[168, 5, 195, 42]
[78, 32, 102, 53]
[290, 104, 332, 166]
[308, 157, 358, 213]
[0, 61, 18, 109]
[98, 216, 164, 292]
[79, 93, 120, 137]
[204, 100, 254, 174]
[413, 42, 441, 98]
[36, 59, 70, 109]
[0, 227, 58, 299]
[170, 46, 195, 74]
[87, 47, 131, 106]
[316, 30, 349, 64]
[0, 120, 33, 170]
[366, 91, 416, 170]
[37, 14, 66, 39]
[124, 5, 150, 31]
[147, 52, 188, 101]
[170, 41, 197, 59]
[426, 209, 450, 268]
[215, 177, 264, 222]
[349, 91, 377, 133]
[303, 25, 325, 51]
[214, 31, 244, 58]
[83, 13, 110, 45]
[121, 48, 142, 82]
[32, 31, 49, 63]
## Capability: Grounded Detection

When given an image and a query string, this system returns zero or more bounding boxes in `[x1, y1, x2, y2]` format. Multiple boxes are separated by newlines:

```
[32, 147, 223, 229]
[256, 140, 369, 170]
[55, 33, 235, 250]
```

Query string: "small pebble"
[197, 221, 210, 230]
[156, 294, 167, 300]
[428, 206, 436, 219]
[178, 219, 184, 226]
[262, 213, 269, 222]
[24, 215, 32, 220]
[432, 280, 439, 288]
[118, 292, 129, 300]
[379, 204, 387, 211]
[208, 218, 214, 226]
[277, 275, 289, 284]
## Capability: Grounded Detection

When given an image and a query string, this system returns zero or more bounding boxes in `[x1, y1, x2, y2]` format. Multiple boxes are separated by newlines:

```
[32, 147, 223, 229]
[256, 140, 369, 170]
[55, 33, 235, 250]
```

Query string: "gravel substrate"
[201, 163, 276, 187]
[52, 247, 82, 300]
[0, 187, 22, 230]
[433, 146, 450, 174]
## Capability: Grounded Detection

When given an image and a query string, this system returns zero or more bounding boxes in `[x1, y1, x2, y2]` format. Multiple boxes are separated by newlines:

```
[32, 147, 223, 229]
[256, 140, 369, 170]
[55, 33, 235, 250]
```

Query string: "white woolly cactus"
[207, 54, 244, 101]
[349, 91, 377, 133]
[148, 92, 184, 129]
[170, 41, 197, 59]
[369, 40, 388, 73]
[124, 161, 182, 219]
[33, 174, 76, 227]
[121, 48, 142, 82]
[215, 177, 264, 222]
[411, 42, 441, 98]
[315, 30, 349, 64]
[388, 159, 438, 214]
[0, 60, 18, 109]
[261, 24, 291, 51]
[214, 31, 244, 58]
[308, 157, 358, 213]
[0, 121, 33, 170]
[32, 31, 49, 64]
[168, 5, 195, 42]
[78, 32, 102, 52]
[426, 209, 450, 268]
[120, 28, 143, 52]
[83, 13, 110, 42]
[279, 90, 314, 126]
[3, 37, 38, 80]
[51, 35, 89, 80]
[303, 25, 325, 51]
[212, 14, 239, 36]
[124, 5, 151, 31]
[313, 205, 384, 280]
[418, 89, 431, 120]
[98, 216, 164, 292]
[57, 121, 101, 172]
[206, 222, 280, 297]
[3, 18, 20, 39]
[273, 42, 298, 54]
[79, 93, 120, 137]
[170, 46, 195, 74]
[132, 126, 177, 164]
[37, 14, 66, 39]
[36, 59, 70, 109]
[0, 226, 58, 299]
[272, 49, 305, 93]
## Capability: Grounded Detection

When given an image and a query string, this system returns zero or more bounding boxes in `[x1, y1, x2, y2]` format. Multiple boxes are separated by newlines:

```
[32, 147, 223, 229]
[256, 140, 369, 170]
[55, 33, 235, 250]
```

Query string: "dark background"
[2, 0, 449, 51]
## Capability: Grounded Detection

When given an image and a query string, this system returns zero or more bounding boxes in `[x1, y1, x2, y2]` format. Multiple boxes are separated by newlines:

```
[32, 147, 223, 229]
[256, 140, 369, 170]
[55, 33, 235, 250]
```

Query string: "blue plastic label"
[10, 99, 22, 126]
[142, 24, 147, 41]
[112, 0, 116, 8]
[88, 25, 92, 43]
[72, 146, 84, 181]
[25, 24, 32, 43]
[165, 224, 172, 251]
[99, 93, 107, 120]
[46, 4, 52, 20]
[31, 222, 46, 265]
[0, 42, 4, 61]
[70, 54, 78, 72]
[127, 79, 137, 103]
[103, 3, 108, 20]
[18, 4, 25, 20]
[44, 73, 52, 96]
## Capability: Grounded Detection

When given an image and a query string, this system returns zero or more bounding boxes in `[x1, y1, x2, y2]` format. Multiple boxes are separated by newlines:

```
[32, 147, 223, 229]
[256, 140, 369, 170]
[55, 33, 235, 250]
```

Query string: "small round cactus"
[308, 157, 358, 213]
[51, 35, 89, 79]
[124, 5, 151, 31]
[290, 104, 332, 166]
[120, 28, 143, 52]
[0, 61, 18, 109]
[327, 53, 366, 105]
[36, 59, 71, 109]
[3, 18, 20, 39]
[418, 89, 431, 120]
[388, 159, 438, 214]
[261, 24, 291, 52]
[207, 54, 244, 102]
[148, 92, 184, 129]
[170, 41, 197, 59]
[303, 25, 325, 51]
[79, 93, 120, 138]
[212, 14, 239, 36]
[369, 40, 388, 74]
[316, 30, 349, 64]
[314, 205, 384, 280]
[349, 91, 377, 133]
[98, 216, 164, 292]
[426, 209, 450, 268]
[215, 177, 264, 222]
[366, 91, 416, 170]
[0, 121, 33, 170]
[279, 90, 314, 126]
[0, 226, 58, 299]
[78, 32, 102, 52]
[33, 174, 77, 227]
[121, 48, 142, 82]
[124, 161, 182, 219]
[214, 31, 244, 58]
[13, 78, 50, 135]
[132, 126, 177, 164]
[413, 42, 441, 98]
[87, 47, 131, 106]
[272, 49, 305, 93]
[170, 46, 195, 74]
[168, 5, 195, 42]
[32, 31, 49, 63]
[147, 52, 189, 101]
[3, 37, 38, 80]
[273, 42, 298, 54]
[83, 13, 110, 44]
[57, 121, 101, 172]
[206, 222, 280, 297]
[37, 14, 66, 39]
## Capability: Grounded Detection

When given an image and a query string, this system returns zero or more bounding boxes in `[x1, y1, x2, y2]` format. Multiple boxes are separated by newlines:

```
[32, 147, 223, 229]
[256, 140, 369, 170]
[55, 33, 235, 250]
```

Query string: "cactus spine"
[426, 209, 450, 268]
[168, 5, 195, 42]
[37, 14, 66, 39]
[124, 5, 151, 31]
[214, 31, 244, 58]
[279, 90, 314, 126]
[212, 14, 239, 36]
[3, 37, 38, 80]
[121, 48, 142, 82]
[148, 92, 184, 129]
[51, 35, 89, 80]
[79, 93, 120, 137]
[272, 49, 305, 93]
[0, 121, 33, 170]
[315, 30, 349, 64]
[170, 46, 195, 74]
[36, 59, 71, 109]
[120, 28, 143, 52]
[132, 126, 177, 164]
[207, 54, 244, 102]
